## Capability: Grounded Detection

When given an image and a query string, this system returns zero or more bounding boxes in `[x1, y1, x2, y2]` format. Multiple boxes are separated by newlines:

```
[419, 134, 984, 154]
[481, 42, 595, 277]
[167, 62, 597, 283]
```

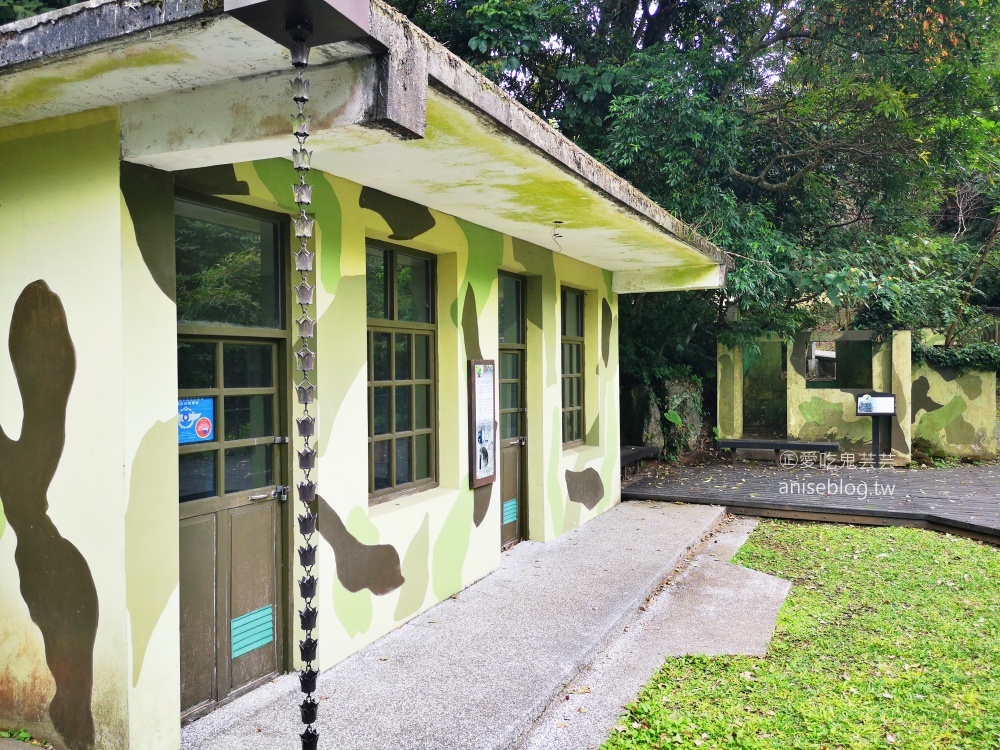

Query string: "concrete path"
[625, 463, 1000, 541]
[518, 516, 790, 750]
[182, 501, 725, 750]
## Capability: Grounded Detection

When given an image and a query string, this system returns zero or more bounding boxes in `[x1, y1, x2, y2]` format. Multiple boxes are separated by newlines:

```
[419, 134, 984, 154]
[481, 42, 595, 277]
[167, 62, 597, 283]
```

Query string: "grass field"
[602, 522, 1000, 750]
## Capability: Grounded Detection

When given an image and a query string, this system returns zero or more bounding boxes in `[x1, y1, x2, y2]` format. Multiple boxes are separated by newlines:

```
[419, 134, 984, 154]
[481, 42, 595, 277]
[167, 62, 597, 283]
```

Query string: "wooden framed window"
[561, 287, 585, 445]
[366, 242, 437, 500]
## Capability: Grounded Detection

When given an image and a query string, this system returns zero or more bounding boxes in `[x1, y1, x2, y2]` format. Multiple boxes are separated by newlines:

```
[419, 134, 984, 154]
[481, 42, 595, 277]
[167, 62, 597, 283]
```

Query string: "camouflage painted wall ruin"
[912, 363, 996, 457]
[0, 114, 622, 747]
[719, 330, 996, 463]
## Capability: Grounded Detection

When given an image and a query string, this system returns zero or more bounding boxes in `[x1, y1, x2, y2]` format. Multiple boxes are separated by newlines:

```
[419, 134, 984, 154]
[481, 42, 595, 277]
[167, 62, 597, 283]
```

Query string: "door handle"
[248, 486, 284, 502]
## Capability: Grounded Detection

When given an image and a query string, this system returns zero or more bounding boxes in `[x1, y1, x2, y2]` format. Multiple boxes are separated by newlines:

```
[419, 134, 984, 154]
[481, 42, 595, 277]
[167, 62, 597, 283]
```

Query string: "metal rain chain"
[289, 20, 321, 750]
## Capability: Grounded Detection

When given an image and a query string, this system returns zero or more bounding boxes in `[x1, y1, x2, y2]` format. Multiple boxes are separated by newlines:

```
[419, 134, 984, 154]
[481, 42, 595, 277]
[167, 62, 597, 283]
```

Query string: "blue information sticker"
[178, 398, 215, 445]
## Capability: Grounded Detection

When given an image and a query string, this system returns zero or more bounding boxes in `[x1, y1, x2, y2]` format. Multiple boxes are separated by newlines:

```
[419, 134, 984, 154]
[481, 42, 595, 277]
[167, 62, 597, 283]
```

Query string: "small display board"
[856, 392, 896, 417]
[468, 359, 497, 488]
[178, 397, 215, 445]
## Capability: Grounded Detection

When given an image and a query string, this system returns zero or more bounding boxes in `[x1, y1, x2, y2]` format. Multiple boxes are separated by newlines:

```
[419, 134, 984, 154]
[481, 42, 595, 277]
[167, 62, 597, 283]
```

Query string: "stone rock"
[662, 378, 703, 452]
[620, 384, 664, 452]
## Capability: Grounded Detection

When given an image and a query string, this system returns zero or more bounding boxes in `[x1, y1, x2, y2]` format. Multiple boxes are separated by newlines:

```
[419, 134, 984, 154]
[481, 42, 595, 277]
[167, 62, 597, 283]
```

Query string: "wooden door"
[498, 273, 527, 548]
[177, 338, 286, 720]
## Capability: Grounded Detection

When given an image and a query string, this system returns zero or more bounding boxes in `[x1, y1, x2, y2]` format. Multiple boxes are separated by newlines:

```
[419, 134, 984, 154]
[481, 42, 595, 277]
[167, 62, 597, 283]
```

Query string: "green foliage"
[603, 522, 1000, 750]
[912, 341, 1000, 373]
[387, 0, 1000, 383]
[0, 0, 74, 24]
[663, 409, 682, 426]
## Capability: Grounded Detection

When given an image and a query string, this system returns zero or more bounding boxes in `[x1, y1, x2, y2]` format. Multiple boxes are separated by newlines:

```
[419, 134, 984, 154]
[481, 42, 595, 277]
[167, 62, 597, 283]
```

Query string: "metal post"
[872, 415, 881, 469]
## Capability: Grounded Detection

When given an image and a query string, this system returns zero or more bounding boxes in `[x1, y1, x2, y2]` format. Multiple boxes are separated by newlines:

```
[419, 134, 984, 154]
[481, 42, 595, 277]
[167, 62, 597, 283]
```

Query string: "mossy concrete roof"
[0, 0, 731, 291]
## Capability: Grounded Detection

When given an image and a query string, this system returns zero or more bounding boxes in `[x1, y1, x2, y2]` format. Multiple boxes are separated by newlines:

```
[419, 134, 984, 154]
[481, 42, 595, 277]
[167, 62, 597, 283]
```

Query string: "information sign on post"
[468, 359, 497, 488]
[855, 392, 897, 467]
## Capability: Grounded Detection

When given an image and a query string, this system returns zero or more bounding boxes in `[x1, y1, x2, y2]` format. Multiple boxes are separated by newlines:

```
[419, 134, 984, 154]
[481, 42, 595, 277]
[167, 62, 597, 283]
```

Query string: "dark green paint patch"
[174, 165, 250, 196]
[473, 484, 492, 527]
[254, 159, 342, 293]
[121, 162, 176, 302]
[0, 281, 98, 750]
[601, 298, 612, 367]
[359, 186, 435, 240]
[512, 238, 553, 331]
[462, 286, 482, 360]
[318, 496, 404, 595]
[565, 468, 605, 510]
[944, 413, 979, 446]
[911, 376, 943, 418]
[959, 373, 983, 400]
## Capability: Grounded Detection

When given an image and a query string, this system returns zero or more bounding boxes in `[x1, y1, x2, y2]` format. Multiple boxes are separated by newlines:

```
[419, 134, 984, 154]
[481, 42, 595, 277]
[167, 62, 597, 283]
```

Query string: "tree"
[389, 0, 1000, 373]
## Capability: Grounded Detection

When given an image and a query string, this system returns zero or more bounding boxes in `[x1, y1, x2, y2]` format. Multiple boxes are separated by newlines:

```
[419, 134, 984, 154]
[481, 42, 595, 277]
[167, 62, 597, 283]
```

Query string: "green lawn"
[602, 522, 1000, 750]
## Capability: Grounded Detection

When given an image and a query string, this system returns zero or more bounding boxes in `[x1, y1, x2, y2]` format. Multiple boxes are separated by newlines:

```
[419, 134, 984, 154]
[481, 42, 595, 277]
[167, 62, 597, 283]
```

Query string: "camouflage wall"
[0, 116, 622, 746]
[227, 159, 622, 664]
[0, 110, 180, 750]
[718, 331, 918, 464]
[912, 363, 997, 457]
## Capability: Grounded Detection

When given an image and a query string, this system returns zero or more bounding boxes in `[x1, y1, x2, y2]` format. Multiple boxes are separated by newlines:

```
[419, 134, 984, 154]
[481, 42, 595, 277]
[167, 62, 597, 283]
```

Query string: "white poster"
[471, 361, 496, 485]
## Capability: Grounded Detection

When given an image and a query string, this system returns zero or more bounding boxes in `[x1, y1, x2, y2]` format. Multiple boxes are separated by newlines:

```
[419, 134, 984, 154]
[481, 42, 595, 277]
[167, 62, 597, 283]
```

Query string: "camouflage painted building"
[718, 330, 997, 464]
[0, 1, 728, 747]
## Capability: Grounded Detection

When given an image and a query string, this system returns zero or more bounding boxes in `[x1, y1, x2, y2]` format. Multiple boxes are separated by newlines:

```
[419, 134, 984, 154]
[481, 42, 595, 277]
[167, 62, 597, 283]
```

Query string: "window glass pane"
[395, 385, 412, 432]
[225, 444, 273, 493]
[563, 289, 583, 337]
[395, 334, 412, 380]
[501, 382, 518, 410]
[372, 333, 391, 381]
[501, 351, 519, 380]
[573, 411, 582, 442]
[373, 387, 391, 435]
[225, 395, 274, 441]
[373, 441, 391, 490]
[415, 385, 431, 430]
[414, 434, 431, 480]
[180, 451, 216, 502]
[176, 201, 280, 328]
[367, 247, 390, 319]
[499, 275, 523, 344]
[395, 438, 412, 484]
[562, 412, 572, 443]
[178, 342, 215, 390]
[397, 252, 432, 323]
[414, 335, 430, 380]
[501, 412, 518, 440]
[224, 344, 273, 388]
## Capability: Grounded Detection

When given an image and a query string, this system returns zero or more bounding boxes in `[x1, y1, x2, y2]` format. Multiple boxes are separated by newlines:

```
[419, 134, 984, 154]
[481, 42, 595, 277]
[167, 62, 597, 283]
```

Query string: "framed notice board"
[469, 359, 497, 488]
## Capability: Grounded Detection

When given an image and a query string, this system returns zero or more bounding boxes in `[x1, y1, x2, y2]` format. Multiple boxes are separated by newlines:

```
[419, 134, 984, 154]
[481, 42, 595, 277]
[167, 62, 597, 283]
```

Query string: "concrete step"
[517, 516, 791, 750]
[181, 500, 725, 750]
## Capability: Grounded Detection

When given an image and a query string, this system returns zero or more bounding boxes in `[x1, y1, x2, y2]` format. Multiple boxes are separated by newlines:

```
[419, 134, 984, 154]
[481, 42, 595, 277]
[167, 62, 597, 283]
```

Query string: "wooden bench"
[620, 445, 660, 479]
[717, 438, 840, 467]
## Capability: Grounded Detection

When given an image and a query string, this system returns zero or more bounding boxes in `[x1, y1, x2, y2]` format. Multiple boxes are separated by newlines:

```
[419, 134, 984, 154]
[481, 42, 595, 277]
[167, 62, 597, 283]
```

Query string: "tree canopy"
[394, 0, 1000, 380]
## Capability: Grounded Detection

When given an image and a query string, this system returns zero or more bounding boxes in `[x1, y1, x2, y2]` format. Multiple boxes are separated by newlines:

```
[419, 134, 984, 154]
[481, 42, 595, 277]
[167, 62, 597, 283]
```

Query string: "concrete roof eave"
[0, 0, 732, 292]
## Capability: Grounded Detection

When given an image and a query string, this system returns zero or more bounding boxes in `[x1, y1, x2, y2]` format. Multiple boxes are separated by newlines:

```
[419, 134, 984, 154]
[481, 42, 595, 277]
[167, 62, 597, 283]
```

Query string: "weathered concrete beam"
[368, 6, 426, 139]
[121, 56, 380, 171]
[612, 264, 726, 293]
[0, 0, 215, 69]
